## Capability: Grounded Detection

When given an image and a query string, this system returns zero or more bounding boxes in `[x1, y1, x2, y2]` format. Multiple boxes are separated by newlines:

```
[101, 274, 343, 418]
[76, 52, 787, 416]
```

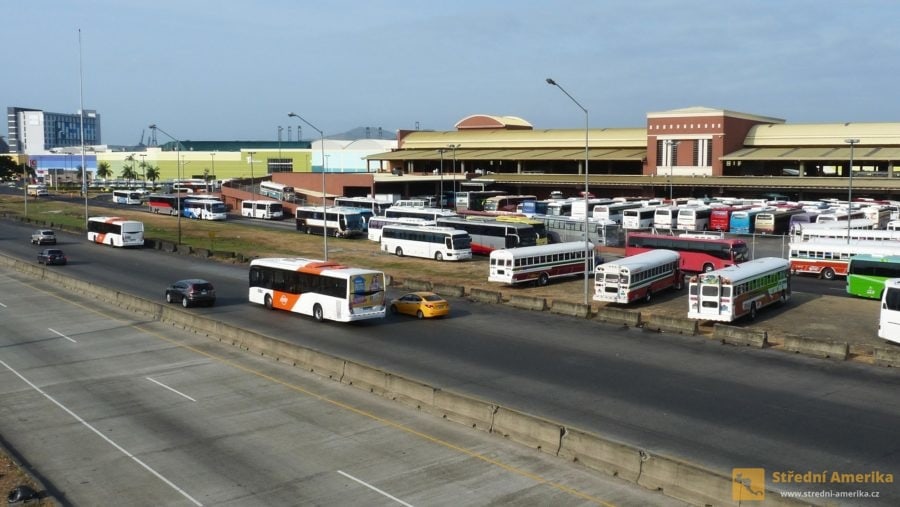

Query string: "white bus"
[687, 257, 791, 322]
[571, 198, 615, 219]
[622, 206, 659, 230]
[333, 196, 394, 216]
[384, 206, 458, 222]
[593, 249, 682, 304]
[792, 226, 900, 244]
[381, 225, 472, 261]
[676, 206, 711, 231]
[878, 278, 900, 344]
[26, 184, 49, 197]
[87, 216, 144, 247]
[112, 189, 144, 205]
[295, 206, 366, 238]
[789, 239, 900, 280]
[258, 181, 296, 201]
[248, 257, 386, 322]
[241, 200, 284, 220]
[488, 241, 596, 286]
[593, 201, 642, 224]
[653, 206, 680, 230]
[367, 216, 435, 242]
[183, 197, 227, 220]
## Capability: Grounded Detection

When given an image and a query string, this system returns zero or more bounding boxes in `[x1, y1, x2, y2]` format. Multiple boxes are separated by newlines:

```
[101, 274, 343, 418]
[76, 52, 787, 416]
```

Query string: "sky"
[5, 1, 900, 146]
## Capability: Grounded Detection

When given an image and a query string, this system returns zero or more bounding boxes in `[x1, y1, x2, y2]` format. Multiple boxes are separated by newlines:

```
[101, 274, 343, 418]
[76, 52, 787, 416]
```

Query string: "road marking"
[146, 377, 196, 402]
[0, 301, 7, 308]
[0, 359, 203, 507]
[337, 470, 413, 507]
[48, 328, 77, 343]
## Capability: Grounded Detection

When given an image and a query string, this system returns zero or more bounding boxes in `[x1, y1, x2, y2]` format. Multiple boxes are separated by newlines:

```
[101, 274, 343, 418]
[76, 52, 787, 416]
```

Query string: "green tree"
[120, 164, 138, 182]
[0, 156, 34, 182]
[96, 160, 112, 180]
[145, 164, 160, 186]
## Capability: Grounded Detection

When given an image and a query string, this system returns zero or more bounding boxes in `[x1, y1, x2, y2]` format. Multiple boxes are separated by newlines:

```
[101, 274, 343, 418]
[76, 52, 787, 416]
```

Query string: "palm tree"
[120, 164, 138, 183]
[96, 161, 112, 181]
[145, 165, 160, 188]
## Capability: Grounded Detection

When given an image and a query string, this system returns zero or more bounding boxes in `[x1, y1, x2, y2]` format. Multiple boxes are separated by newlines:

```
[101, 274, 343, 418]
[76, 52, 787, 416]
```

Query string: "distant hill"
[330, 126, 395, 140]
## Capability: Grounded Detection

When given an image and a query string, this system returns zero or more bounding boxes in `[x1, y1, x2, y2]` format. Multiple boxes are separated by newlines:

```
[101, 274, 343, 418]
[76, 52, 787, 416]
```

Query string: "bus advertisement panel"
[846, 254, 900, 299]
[488, 241, 595, 286]
[593, 249, 682, 304]
[87, 216, 144, 247]
[687, 257, 790, 322]
[625, 232, 750, 273]
[248, 258, 386, 322]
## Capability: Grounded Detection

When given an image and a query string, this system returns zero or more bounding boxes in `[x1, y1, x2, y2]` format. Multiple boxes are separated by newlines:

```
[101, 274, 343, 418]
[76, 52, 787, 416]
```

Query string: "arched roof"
[454, 115, 533, 130]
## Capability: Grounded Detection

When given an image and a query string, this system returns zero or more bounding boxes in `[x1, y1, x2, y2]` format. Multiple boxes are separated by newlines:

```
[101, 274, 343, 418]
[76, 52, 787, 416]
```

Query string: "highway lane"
[2, 219, 898, 504]
[0, 269, 680, 506]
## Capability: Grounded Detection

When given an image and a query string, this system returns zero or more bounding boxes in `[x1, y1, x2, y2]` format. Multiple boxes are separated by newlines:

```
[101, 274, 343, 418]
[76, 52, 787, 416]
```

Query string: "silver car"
[31, 229, 56, 245]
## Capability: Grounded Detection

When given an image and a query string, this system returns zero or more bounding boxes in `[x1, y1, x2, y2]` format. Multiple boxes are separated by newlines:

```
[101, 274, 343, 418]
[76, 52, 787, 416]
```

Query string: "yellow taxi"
[389, 291, 450, 319]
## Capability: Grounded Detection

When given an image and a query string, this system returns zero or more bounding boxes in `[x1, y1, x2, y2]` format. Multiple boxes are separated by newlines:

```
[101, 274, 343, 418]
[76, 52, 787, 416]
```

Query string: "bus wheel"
[396, 247, 403, 257]
[749, 303, 758, 320]
[702, 263, 715, 272]
[264, 294, 273, 310]
[674, 276, 684, 290]
[313, 304, 324, 322]
[538, 273, 550, 286]
[434, 251, 443, 261]
[821, 268, 836, 280]
[780, 291, 788, 304]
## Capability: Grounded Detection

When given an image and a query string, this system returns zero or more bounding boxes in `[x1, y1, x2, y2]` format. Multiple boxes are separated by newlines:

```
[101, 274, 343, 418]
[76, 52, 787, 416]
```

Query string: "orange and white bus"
[593, 249, 682, 304]
[788, 239, 900, 280]
[248, 258, 386, 322]
[87, 216, 144, 247]
[688, 257, 791, 322]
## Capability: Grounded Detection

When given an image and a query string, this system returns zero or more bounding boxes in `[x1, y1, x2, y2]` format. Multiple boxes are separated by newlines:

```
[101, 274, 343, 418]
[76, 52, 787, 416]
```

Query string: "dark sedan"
[37, 248, 67, 265]
[165, 279, 216, 308]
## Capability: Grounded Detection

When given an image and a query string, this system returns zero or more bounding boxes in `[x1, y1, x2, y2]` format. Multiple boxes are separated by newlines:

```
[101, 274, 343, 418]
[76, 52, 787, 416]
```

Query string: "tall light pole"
[139, 153, 147, 189]
[148, 124, 183, 244]
[289, 112, 329, 260]
[447, 144, 459, 204]
[665, 139, 680, 201]
[247, 151, 257, 198]
[845, 138, 860, 244]
[209, 152, 216, 192]
[437, 148, 447, 209]
[547, 77, 591, 305]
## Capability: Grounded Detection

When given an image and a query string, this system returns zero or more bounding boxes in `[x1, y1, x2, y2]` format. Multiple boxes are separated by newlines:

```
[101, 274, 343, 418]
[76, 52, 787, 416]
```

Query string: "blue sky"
[5, 1, 899, 145]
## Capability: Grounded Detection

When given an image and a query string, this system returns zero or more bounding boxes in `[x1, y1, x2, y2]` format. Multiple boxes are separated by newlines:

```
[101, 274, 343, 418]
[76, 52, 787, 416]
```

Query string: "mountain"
[330, 126, 396, 140]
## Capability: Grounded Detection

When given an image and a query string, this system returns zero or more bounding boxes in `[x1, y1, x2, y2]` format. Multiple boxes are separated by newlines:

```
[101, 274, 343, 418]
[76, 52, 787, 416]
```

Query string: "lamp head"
[148, 124, 156, 129]
[546, 78, 557, 86]
[288, 112, 297, 118]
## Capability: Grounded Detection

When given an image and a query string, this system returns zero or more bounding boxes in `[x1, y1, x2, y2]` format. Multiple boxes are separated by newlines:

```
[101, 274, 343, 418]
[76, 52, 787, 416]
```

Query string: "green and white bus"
[846, 254, 900, 300]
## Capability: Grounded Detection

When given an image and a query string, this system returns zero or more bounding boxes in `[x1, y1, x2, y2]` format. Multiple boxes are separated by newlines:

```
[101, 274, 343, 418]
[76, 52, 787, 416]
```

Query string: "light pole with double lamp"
[288, 112, 329, 260]
[437, 148, 448, 209]
[148, 124, 184, 244]
[845, 138, 860, 244]
[447, 144, 459, 201]
[546, 77, 591, 305]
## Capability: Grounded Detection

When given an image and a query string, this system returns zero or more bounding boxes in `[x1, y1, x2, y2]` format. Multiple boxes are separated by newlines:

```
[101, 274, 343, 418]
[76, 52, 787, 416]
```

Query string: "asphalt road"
[1, 219, 899, 505]
[0, 268, 683, 507]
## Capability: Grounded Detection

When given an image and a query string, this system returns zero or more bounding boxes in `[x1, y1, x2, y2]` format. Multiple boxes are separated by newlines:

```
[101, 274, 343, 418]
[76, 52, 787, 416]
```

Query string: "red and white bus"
[147, 194, 182, 216]
[687, 257, 791, 322]
[248, 258, 386, 322]
[488, 241, 596, 286]
[788, 239, 900, 280]
[593, 249, 682, 304]
[625, 232, 750, 273]
[87, 216, 144, 247]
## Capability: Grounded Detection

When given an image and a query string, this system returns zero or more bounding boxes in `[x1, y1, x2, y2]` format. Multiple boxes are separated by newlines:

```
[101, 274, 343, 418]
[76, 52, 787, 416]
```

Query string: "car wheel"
[313, 303, 324, 322]
[435, 251, 443, 261]
[166, 292, 174, 303]
[396, 247, 403, 257]
[390, 304, 398, 314]
[416, 310, 424, 319]
[182, 296, 190, 308]
[264, 294, 273, 310]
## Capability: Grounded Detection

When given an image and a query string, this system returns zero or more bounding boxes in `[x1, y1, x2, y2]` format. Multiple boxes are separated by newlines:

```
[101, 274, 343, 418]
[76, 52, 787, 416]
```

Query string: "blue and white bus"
[183, 198, 228, 220]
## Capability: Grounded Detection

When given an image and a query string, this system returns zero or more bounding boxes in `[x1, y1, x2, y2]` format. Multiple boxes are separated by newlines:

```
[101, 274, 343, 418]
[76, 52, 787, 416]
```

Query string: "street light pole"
[139, 153, 147, 189]
[148, 124, 183, 244]
[437, 148, 447, 209]
[210, 152, 216, 193]
[845, 138, 860, 244]
[665, 139, 679, 201]
[289, 112, 329, 260]
[447, 144, 459, 204]
[247, 151, 257, 199]
[547, 77, 591, 305]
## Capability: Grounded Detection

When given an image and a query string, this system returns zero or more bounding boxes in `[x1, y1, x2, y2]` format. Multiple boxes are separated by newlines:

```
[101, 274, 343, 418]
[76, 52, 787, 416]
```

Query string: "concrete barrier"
[642, 315, 698, 335]
[192, 247, 212, 258]
[159, 240, 177, 253]
[469, 287, 502, 304]
[403, 278, 433, 291]
[713, 324, 767, 348]
[342, 361, 390, 395]
[637, 453, 733, 507]
[594, 307, 641, 327]
[491, 407, 563, 454]
[432, 283, 465, 297]
[873, 345, 900, 367]
[506, 294, 547, 311]
[433, 390, 495, 431]
[549, 300, 591, 318]
[304, 349, 347, 379]
[387, 375, 435, 410]
[782, 334, 848, 360]
[558, 428, 642, 482]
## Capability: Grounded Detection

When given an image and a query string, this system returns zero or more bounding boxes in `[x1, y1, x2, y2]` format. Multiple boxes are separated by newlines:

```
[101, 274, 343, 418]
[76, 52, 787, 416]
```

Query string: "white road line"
[337, 470, 414, 507]
[0, 302, 7, 308]
[0, 359, 203, 507]
[146, 377, 197, 402]
[48, 328, 77, 343]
